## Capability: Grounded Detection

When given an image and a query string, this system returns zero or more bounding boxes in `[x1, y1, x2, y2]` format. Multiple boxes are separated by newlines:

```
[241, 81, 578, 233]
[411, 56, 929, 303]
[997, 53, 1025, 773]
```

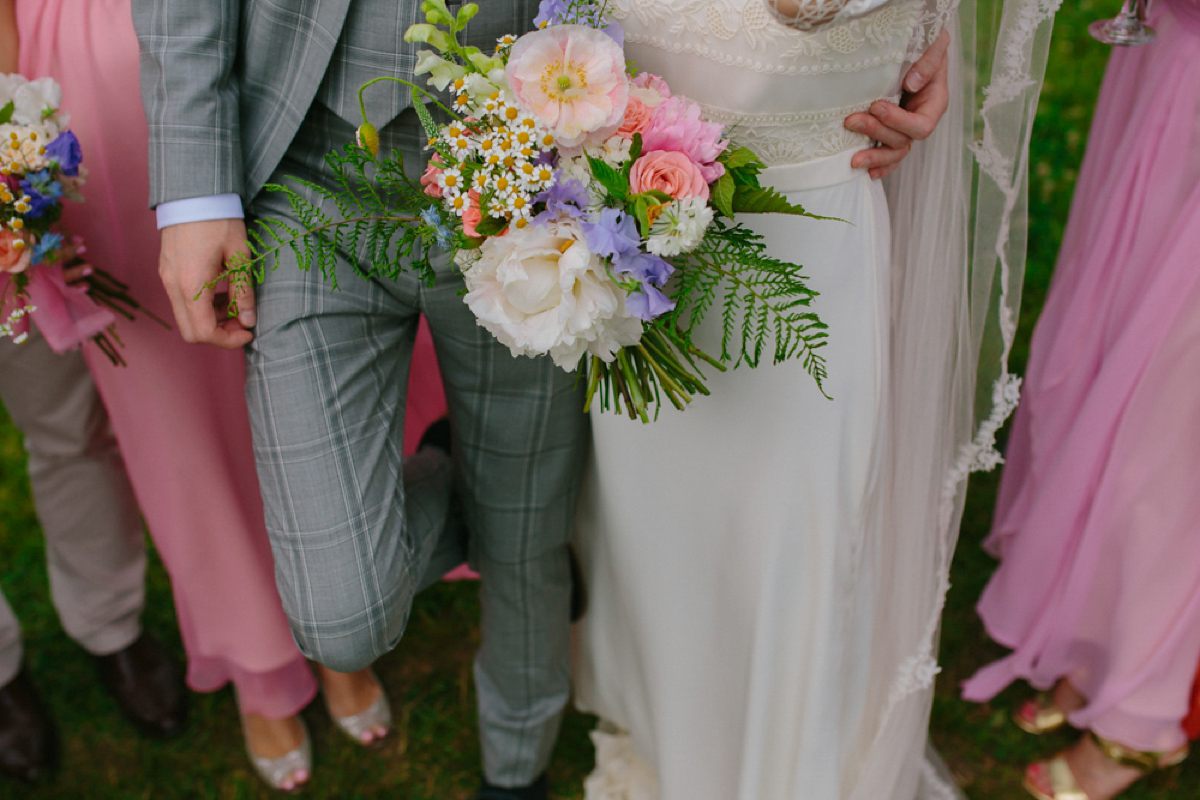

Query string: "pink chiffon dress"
[962, 0, 1200, 753]
[15, 0, 321, 718]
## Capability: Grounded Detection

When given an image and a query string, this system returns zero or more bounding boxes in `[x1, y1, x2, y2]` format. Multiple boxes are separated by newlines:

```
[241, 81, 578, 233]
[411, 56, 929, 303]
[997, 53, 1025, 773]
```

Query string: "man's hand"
[846, 29, 951, 180]
[158, 218, 255, 348]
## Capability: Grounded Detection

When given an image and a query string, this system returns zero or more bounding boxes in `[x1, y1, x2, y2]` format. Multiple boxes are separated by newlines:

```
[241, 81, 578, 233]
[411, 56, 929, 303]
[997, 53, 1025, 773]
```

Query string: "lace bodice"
[613, 0, 924, 165]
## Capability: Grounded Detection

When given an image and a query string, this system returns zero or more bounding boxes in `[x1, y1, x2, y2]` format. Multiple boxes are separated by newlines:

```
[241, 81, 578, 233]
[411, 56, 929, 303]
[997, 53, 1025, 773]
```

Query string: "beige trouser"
[0, 328, 145, 687]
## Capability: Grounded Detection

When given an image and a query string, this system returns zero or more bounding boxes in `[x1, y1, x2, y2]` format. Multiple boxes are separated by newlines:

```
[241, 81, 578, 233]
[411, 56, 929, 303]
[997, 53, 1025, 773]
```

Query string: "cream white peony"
[457, 215, 643, 370]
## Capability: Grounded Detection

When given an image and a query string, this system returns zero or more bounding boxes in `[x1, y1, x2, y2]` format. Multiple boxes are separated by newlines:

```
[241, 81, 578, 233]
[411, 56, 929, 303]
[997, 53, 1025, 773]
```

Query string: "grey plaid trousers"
[245, 104, 588, 785]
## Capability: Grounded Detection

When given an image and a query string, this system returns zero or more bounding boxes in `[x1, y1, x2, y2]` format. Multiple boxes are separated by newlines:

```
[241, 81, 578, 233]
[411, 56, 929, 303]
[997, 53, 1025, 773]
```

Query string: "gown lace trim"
[613, 0, 924, 73]
[698, 99, 878, 166]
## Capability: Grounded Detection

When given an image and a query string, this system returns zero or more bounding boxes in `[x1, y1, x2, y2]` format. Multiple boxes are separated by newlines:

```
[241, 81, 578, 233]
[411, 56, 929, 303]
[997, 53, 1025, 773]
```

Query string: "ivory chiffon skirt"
[575, 149, 891, 800]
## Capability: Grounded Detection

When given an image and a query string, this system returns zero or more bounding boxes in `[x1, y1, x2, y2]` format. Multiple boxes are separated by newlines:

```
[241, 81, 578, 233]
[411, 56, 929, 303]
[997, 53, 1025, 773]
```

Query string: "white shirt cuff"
[155, 193, 245, 229]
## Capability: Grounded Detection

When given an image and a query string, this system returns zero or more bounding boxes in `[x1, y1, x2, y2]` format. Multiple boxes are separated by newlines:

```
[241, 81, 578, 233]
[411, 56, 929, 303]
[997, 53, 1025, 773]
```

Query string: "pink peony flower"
[629, 150, 709, 200]
[641, 96, 728, 183]
[506, 24, 630, 149]
[421, 155, 445, 199]
[632, 72, 671, 98]
[462, 190, 484, 239]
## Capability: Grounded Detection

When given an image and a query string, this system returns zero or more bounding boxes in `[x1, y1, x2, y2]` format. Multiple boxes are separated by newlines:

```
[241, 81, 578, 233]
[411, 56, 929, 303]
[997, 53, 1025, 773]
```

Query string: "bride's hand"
[845, 29, 951, 180]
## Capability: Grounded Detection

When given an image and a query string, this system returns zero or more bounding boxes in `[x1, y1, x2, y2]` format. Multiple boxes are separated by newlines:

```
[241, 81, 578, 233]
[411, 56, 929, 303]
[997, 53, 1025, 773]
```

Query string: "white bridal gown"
[573, 0, 957, 798]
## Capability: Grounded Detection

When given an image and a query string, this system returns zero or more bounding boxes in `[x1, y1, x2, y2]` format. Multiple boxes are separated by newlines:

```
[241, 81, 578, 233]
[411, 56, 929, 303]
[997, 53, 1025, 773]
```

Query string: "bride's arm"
[0, 0, 17, 74]
[766, 0, 893, 30]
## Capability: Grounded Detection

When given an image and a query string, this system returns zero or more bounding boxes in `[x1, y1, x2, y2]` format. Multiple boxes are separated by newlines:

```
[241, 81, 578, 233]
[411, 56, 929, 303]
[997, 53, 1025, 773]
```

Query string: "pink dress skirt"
[962, 0, 1200, 752]
[15, 0, 319, 717]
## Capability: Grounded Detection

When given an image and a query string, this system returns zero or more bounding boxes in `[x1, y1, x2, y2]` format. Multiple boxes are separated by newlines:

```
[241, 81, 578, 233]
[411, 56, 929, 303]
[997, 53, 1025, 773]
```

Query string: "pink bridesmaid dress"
[15, 0, 318, 718]
[962, 0, 1200, 753]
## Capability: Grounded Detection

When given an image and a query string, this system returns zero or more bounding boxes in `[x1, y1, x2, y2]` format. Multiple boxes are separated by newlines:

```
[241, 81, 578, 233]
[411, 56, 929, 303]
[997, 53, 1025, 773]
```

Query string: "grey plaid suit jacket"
[133, 0, 534, 207]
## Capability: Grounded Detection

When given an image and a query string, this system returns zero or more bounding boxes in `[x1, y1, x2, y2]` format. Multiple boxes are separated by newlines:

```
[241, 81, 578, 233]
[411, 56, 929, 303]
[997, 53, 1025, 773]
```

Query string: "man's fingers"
[904, 29, 950, 94]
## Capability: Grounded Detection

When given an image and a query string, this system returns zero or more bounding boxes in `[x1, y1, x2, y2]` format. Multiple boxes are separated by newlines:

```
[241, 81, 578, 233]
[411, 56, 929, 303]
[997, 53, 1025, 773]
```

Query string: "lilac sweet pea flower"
[582, 207, 639, 259]
[613, 249, 673, 287]
[533, 0, 567, 26]
[534, 0, 625, 44]
[625, 284, 675, 321]
[44, 131, 82, 176]
[534, 175, 590, 227]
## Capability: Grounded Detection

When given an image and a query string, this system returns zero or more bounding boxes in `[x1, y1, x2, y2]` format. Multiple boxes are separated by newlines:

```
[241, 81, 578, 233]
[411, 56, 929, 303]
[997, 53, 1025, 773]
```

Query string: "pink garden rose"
[506, 24, 629, 149]
[629, 150, 709, 200]
[641, 96, 727, 183]
[617, 95, 654, 138]
[421, 155, 445, 198]
[0, 231, 31, 274]
[462, 190, 483, 239]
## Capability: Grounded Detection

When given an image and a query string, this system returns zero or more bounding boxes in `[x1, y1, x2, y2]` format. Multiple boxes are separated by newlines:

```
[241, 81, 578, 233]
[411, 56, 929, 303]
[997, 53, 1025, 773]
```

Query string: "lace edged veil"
[820, 0, 1057, 795]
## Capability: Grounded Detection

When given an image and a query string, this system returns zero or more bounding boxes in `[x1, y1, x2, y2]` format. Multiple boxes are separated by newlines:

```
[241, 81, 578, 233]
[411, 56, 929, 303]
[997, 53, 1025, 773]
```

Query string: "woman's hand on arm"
[845, 29, 951, 180]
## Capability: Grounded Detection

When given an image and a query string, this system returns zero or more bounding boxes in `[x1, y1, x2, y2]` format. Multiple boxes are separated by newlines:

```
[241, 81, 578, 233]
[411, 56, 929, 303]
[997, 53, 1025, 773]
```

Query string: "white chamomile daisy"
[446, 193, 470, 217]
[437, 167, 465, 197]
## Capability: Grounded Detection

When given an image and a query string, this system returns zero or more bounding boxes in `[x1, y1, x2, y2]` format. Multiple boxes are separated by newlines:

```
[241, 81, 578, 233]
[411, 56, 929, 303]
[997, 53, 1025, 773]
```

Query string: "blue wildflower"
[421, 206, 455, 250]
[613, 249, 673, 287]
[30, 232, 64, 266]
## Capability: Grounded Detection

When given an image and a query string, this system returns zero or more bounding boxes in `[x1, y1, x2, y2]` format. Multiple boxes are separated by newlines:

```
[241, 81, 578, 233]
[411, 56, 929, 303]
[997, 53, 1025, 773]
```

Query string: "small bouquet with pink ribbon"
[0, 74, 165, 364]
[226, 0, 829, 419]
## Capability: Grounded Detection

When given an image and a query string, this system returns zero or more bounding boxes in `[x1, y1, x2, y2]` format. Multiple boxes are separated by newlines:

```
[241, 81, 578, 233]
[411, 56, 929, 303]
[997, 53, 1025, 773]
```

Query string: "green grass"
[3, 7, 1197, 799]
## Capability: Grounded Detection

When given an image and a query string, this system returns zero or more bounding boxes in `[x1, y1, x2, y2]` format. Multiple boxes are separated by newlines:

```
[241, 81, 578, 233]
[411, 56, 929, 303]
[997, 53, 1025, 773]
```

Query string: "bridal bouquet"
[0, 74, 164, 364]
[223, 0, 829, 419]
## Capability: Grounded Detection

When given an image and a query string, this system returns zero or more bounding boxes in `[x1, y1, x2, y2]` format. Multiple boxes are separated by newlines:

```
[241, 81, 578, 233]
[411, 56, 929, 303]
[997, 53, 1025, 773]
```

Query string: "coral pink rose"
[421, 155, 445, 199]
[629, 150, 710, 201]
[506, 25, 629, 149]
[462, 190, 484, 238]
[0, 231, 31, 274]
[618, 95, 654, 138]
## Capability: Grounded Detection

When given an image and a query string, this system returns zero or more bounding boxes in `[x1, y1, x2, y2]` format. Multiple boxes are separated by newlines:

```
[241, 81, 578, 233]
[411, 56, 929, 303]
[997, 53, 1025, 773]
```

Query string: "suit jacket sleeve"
[133, 0, 245, 208]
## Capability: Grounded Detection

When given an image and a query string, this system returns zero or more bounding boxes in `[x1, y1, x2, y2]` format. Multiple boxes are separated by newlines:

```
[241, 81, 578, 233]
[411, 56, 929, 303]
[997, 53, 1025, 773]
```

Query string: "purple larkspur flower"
[44, 131, 82, 176]
[18, 170, 63, 218]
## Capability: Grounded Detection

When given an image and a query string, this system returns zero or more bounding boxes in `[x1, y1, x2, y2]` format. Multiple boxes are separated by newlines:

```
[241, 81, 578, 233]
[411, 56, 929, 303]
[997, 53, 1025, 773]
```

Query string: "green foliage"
[0, 101, 13, 125]
[218, 142, 440, 313]
[668, 218, 828, 388]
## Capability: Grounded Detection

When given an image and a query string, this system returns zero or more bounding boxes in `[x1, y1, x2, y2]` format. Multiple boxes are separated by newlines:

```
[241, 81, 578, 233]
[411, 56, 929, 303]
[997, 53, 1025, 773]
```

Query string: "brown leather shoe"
[0, 664, 58, 783]
[93, 633, 186, 739]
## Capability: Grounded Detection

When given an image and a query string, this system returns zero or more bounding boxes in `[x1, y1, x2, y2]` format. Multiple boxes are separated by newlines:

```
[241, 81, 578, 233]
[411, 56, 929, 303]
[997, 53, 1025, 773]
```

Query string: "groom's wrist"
[155, 194, 245, 230]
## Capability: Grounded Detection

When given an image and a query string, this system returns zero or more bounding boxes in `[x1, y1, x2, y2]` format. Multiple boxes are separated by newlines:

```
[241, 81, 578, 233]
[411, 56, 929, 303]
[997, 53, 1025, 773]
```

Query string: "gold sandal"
[1015, 691, 1069, 735]
[1022, 732, 1188, 800]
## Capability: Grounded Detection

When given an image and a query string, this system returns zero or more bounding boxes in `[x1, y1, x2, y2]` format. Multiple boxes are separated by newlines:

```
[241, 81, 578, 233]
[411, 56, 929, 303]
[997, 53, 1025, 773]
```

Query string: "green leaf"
[719, 147, 760, 171]
[0, 101, 13, 125]
[627, 133, 643, 169]
[711, 172, 735, 220]
[474, 215, 509, 237]
[632, 196, 654, 237]
[733, 186, 824, 218]
[586, 154, 628, 203]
